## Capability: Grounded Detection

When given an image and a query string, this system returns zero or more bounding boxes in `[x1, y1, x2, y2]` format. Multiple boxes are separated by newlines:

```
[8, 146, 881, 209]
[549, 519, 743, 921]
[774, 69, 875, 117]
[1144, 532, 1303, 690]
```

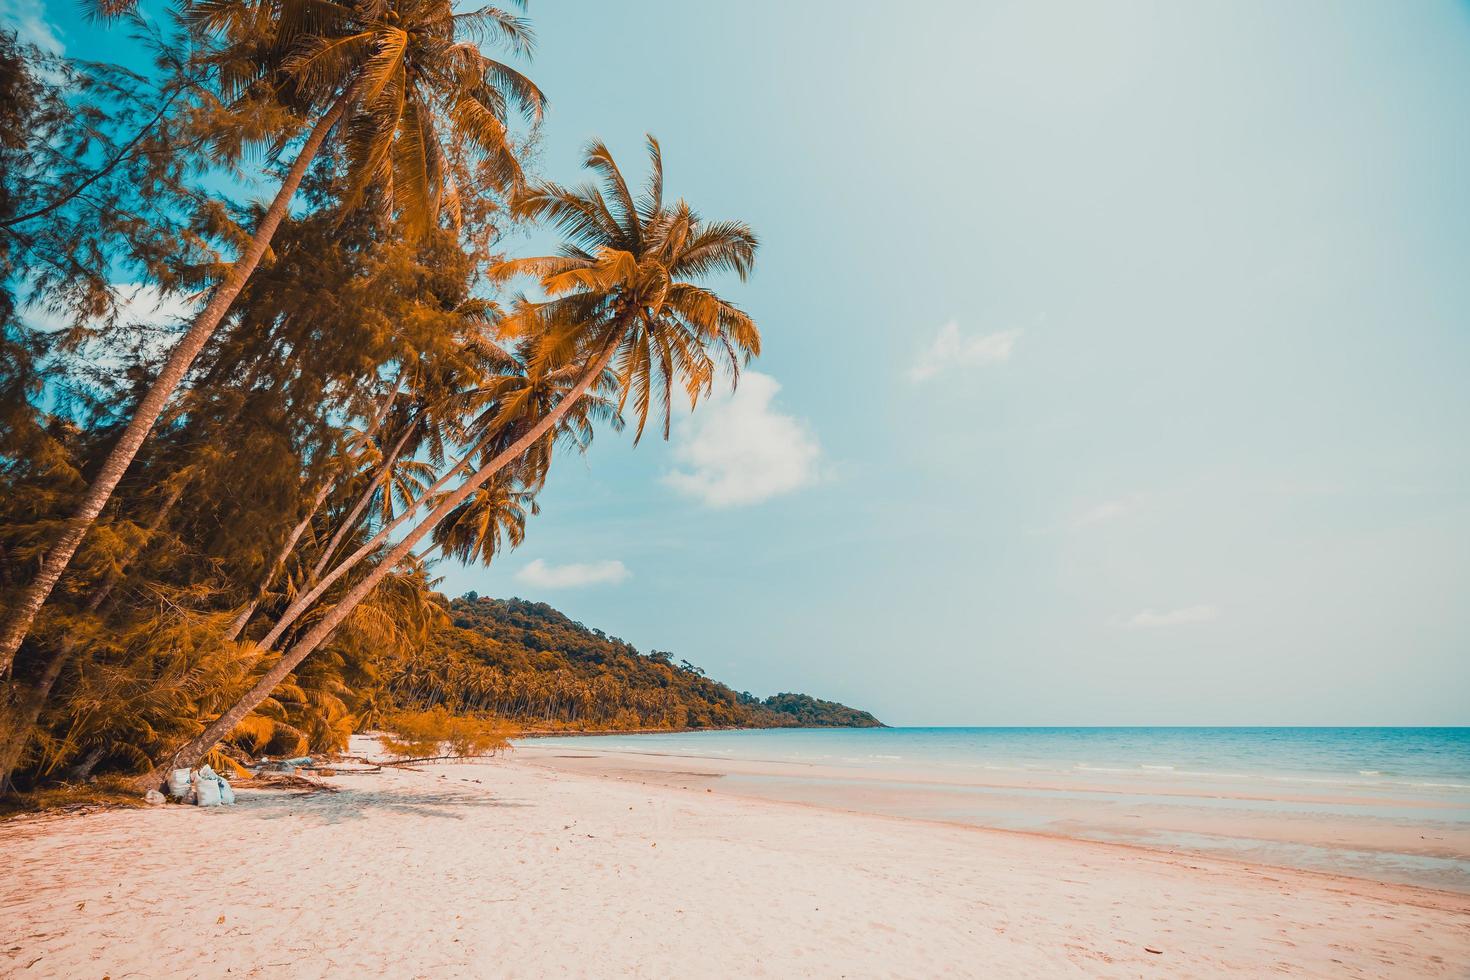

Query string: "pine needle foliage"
[378, 705, 513, 760]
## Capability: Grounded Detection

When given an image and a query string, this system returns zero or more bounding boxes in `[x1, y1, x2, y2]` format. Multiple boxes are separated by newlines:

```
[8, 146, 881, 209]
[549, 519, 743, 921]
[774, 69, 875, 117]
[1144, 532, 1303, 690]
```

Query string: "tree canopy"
[398, 596, 883, 732]
[0, 9, 877, 799]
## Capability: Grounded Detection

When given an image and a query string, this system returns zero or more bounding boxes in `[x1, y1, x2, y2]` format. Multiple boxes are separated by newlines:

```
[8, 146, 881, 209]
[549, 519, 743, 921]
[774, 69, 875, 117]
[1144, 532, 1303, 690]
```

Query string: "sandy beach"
[4, 736, 1469, 979]
[519, 735, 1470, 893]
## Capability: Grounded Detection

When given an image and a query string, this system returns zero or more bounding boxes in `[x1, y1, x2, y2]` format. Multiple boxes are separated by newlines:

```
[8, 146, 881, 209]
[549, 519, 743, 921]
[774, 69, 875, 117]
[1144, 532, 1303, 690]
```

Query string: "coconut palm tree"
[431, 482, 535, 566]
[0, 0, 545, 673]
[239, 134, 758, 646]
[139, 136, 761, 784]
[239, 292, 619, 651]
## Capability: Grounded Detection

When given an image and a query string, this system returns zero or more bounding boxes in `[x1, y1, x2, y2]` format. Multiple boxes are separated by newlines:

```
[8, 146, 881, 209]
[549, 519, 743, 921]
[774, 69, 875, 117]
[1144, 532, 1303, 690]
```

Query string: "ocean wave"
[1074, 765, 1135, 774]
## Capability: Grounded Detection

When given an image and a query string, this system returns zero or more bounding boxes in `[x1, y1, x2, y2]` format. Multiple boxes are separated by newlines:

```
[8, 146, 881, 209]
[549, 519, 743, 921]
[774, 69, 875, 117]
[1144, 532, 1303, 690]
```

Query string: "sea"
[523, 727, 1470, 892]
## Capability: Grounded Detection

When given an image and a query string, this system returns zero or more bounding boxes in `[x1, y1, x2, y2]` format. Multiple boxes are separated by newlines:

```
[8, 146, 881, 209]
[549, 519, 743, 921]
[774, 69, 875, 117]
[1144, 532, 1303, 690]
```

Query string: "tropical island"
[3, 0, 1469, 977]
[388, 594, 883, 735]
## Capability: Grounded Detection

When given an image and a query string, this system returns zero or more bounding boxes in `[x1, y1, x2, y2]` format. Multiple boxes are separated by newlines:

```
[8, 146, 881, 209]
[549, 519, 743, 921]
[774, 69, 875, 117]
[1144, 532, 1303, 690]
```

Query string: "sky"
[12, 0, 1470, 725]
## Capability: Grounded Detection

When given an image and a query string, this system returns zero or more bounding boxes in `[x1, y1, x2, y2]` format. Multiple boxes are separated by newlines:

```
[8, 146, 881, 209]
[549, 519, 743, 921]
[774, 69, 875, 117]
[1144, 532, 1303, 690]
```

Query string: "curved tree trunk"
[225, 375, 404, 642]
[250, 426, 493, 653]
[306, 418, 417, 586]
[221, 478, 334, 643]
[136, 341, 619, 790]
[0, 88, 357, 677]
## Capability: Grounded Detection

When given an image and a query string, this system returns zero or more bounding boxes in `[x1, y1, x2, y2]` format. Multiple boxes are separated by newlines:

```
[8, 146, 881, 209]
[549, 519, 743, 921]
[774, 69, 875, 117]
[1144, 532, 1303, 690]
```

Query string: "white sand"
[3, 736, 1468, 978]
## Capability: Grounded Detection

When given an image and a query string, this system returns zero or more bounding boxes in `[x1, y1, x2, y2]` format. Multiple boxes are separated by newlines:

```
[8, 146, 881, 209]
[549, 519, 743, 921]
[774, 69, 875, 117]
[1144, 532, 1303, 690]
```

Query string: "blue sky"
[12, 0, 1470, 724]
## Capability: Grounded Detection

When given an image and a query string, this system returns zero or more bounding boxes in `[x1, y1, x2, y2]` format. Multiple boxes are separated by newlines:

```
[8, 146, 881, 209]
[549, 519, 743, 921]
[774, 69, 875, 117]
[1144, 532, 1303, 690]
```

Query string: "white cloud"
[1074, 494, 1141, 528]
[23, 283, 199, 334]
[113, 283, 199, 326]
[22, 284, 201, 372]
[908, 322, 1021, 382]
[514, 558, 630, 589]
[2, 0, 64, 51]
[664, 371, 821, 508]
[1126, 605, 1220, 628]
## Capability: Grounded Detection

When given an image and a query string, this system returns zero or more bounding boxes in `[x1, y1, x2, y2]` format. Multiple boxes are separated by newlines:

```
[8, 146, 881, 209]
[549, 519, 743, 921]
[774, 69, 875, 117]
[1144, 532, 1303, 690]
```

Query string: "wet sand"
[516, 742, 1470, 893]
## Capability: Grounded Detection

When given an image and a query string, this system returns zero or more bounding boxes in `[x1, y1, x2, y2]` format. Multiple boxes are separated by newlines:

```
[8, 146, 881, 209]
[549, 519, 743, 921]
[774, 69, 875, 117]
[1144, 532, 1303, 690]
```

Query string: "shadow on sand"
[233, 783, 531, 824]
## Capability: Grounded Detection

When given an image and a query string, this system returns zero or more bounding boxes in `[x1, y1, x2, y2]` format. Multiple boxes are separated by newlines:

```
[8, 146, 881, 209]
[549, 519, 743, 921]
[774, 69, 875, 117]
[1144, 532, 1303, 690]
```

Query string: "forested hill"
[390, 596, 883, 731]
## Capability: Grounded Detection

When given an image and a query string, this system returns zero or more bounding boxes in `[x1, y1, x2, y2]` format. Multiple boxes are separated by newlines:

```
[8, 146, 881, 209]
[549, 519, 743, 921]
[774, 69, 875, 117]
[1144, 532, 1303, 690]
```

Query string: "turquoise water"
[530, 727, 1470, 790]
[526, 728, 1470, 890]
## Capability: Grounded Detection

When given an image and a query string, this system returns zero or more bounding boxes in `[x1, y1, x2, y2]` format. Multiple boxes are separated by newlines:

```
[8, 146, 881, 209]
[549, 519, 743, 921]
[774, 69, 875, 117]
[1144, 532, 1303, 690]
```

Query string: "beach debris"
[166, 768, 193, 801]
[235, 772, 339, 793]
[162, 765, 237, 806]
[1144, 947, 1163, 955]
[196, 775, 220, 806]
[193, 765, 229, 806]
[253, 755, 314, 775]
[144, 789, 166, 805]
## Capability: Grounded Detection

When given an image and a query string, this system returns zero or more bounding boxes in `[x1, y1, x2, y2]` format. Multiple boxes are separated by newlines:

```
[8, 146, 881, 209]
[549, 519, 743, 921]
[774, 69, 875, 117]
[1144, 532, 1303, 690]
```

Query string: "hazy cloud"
[113, 283, 200, 330]
[23, 283, 199, 333]
[1127, 605, 1220, 628]
[1074, 494, 1141, 528]
[2, 0, 64, 51]
[515, 558, 630, 589]
[908, 322, 1021, 382]
[664, 372, 821, 508]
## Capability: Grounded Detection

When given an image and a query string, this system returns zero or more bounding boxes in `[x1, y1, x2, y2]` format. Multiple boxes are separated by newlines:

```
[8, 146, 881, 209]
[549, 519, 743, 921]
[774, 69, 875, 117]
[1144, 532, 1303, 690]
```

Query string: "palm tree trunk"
[305, 418, 416, 586]
[0, 340, 274, 788]
[136, 341, 619, 789]
[64, 744, 108, 783]
[0, 87, 358, 677]
[0, 645, 74, 795]
[225, 374, 404, 642]
[221, 478, 333, 643]
[250, 426, 492, 653]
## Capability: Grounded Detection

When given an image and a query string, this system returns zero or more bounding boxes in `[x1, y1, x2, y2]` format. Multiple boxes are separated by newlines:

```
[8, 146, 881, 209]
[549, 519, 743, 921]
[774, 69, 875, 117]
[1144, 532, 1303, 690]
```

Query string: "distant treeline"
[389, 596, 883, 731]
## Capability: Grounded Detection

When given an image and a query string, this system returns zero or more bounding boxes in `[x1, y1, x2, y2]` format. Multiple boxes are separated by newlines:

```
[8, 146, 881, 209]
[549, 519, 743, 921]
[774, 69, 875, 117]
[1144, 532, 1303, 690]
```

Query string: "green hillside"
[387, 596, 883, 731]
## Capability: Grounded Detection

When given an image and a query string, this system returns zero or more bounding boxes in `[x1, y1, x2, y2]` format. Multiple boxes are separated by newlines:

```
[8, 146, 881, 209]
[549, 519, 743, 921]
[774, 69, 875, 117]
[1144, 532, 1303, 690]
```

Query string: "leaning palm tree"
[140, 136, 760, 783]
[0, 0, 545, 672]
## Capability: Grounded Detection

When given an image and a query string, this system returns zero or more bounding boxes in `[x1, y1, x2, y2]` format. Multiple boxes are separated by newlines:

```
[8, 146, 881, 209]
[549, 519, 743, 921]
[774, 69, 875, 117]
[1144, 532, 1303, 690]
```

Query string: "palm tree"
[431, 481, 535, 566]
[237, 286, 617, 652]
[139, 136, 761, 783]
[236, 135, 758, 649]
[0, 0, 545, 673]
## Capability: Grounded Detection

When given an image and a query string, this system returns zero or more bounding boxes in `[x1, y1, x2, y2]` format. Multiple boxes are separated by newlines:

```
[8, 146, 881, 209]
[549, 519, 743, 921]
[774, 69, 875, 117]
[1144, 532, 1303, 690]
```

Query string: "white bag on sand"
[167, 768, 192, 800]
[217, 777, 236, 805]
[194, 776, 222, 807]
[192, 765, 224, 807]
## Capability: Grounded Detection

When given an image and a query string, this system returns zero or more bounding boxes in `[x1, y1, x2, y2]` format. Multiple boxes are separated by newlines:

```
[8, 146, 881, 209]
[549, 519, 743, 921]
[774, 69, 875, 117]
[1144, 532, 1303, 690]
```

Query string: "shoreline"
[513, 741, 1470, 895]
[513, 723, 885, 738]
[525, 752, 1470, 908]
[3, 736, 1468, 977]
